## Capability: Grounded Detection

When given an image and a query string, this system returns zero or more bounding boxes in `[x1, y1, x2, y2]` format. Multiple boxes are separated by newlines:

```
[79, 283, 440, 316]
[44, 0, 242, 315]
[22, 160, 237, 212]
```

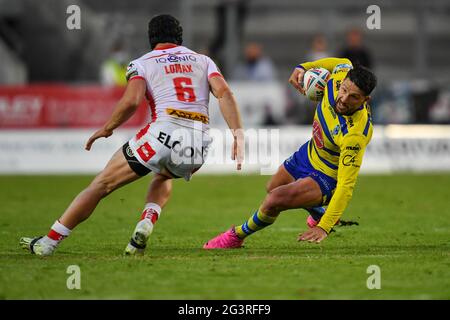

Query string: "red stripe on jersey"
[145, 52, 173, 59]
[129, 76, 145, 82]
[208, 72, 223, 79]
[136, 123, 150, 140]
[146, 90, 157, 122]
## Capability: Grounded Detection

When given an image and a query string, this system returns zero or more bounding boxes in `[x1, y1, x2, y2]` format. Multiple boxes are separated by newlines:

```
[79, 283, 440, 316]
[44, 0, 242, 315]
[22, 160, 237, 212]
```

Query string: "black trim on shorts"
[122, 142, 151, 177]
[164, 166, 182, 179]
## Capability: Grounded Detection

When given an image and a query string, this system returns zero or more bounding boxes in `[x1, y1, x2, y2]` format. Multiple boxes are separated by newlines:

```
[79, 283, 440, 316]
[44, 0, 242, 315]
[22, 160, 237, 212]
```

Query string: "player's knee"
[89, 177, 116, 198]
[261, 198, 276, 215]
[263, 191, 285, 213]
[268, 187, 300, 210]
[90, 182, 110, 198]
[102, 183, 116, 197]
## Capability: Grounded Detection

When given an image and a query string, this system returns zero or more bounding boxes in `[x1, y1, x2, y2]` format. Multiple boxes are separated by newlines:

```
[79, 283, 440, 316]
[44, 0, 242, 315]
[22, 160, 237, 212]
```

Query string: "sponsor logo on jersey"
[166, 108, 209, 124]
[345, 143, 361, 154]
[342, 154, 360, 167]
[167, 54, 178, 63]
[155, 54, 197, 64]
[157, 131, 180, 149]
[348, 116, 354, 128]
[312, 119, 324, 149]
[332, 63, 353, 74]
[157, 130, 208, 162]
[331, 124, 340, 137]
[125, 145, 135, 158]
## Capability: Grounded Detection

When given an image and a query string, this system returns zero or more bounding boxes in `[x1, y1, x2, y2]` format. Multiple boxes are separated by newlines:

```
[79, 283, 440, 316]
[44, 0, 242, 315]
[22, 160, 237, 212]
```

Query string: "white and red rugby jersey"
[126, 44, 223, 129]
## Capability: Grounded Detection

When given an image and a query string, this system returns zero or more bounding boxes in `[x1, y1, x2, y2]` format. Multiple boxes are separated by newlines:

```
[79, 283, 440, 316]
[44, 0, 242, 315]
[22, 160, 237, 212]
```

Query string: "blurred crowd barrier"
[1, 82, 450, 174]
[0, 85, 148, 128]
[1, 82, 449, 129]
[373, 80, 450, 125]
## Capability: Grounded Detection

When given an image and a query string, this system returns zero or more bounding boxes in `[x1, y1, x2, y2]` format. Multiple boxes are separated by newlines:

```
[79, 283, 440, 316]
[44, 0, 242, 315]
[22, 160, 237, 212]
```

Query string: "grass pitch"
[1, 174, 449, 299]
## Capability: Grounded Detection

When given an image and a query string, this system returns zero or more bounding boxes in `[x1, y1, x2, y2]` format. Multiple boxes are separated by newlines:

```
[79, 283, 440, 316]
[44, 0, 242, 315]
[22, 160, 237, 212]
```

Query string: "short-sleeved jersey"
[298, 57, 374, 232]
[125, 44, 222, 130]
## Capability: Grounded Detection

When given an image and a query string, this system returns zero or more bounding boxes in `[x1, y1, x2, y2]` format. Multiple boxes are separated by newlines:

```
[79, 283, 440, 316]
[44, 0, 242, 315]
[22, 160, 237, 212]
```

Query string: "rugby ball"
[302, 68, 330, 101]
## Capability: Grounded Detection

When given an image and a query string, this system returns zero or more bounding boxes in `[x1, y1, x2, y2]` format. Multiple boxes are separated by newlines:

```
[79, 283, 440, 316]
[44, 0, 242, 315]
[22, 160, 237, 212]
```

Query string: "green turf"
[1, 174, 449, 299]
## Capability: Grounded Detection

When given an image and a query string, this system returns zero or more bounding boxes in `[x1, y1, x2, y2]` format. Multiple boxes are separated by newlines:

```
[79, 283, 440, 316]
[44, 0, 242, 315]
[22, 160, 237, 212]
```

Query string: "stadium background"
[0, 0, 449, 300]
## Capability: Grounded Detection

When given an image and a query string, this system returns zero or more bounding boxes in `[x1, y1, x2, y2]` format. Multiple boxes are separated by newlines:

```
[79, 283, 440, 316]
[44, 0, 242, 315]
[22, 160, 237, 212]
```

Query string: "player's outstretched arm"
[318, 134, 367, 233]
[85, 79, 146, 150]
[209, 76, 244, 170]
[298, 134, 367, 243]
[299, 57, 352, 74]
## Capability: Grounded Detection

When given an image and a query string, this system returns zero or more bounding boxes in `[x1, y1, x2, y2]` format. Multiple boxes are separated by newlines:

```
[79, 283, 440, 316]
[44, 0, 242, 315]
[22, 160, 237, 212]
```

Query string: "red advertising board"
[0, 85, 149, 128]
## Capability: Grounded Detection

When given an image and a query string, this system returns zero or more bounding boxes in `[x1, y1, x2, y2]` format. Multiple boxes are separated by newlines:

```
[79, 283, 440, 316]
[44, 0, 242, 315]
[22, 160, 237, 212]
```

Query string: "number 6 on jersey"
[173, 77, 196, 102]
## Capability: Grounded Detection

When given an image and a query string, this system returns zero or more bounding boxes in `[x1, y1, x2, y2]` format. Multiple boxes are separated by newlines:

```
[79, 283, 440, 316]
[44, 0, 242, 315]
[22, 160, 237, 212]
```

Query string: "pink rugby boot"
[306, 206, 326, 228]
[306, 214, 340, 228]
[306, 215, 320, 228]
[203, 227, 244, 249]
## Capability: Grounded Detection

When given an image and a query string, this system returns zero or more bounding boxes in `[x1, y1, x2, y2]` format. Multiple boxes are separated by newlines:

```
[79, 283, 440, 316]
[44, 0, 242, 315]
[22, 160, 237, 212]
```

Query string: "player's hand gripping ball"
[301, 67, 330, 102]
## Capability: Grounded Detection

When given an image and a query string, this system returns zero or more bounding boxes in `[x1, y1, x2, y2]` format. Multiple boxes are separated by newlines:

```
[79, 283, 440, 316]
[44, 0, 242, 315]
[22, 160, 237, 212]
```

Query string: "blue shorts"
[283, 141, 337, 205]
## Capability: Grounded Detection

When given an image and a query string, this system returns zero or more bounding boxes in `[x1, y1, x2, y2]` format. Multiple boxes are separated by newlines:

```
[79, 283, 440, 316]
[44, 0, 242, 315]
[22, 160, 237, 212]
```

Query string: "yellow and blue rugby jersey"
[298, 57, 374, 233]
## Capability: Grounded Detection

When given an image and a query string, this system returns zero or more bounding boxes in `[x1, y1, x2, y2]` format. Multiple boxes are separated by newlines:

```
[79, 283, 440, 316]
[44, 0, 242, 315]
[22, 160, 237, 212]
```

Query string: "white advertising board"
[1, 125, 449, 175]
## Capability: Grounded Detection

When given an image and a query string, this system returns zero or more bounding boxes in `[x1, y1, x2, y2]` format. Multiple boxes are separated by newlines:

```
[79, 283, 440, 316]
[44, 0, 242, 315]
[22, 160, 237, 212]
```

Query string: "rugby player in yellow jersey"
[204, 57, 377, 248]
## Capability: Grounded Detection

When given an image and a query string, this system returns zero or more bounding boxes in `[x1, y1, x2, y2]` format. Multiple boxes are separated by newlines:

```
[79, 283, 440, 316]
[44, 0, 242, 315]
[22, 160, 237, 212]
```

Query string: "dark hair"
[346, 65, 377, 95]
[148, 14, 183, 49]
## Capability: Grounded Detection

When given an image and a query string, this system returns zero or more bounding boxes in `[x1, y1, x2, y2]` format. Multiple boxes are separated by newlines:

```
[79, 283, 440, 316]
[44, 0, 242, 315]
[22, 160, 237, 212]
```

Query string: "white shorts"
[126, 120, 212, 181]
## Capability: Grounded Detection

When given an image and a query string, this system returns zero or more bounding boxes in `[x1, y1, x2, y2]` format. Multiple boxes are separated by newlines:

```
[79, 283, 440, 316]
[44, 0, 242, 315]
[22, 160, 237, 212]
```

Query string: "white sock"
[42, 236, 58, 247]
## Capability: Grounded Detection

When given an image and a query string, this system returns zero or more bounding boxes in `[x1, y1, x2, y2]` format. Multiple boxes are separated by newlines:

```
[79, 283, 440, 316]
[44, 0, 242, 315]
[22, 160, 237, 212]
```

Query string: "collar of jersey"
[341, 104, 364, 117]
[154, 44, 179, 50]
[351, 104, 365, 115]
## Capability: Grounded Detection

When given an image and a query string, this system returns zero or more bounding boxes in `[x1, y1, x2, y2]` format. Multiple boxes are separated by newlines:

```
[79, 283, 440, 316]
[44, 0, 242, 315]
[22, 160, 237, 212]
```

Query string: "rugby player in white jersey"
[20, 14, 244, 256]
